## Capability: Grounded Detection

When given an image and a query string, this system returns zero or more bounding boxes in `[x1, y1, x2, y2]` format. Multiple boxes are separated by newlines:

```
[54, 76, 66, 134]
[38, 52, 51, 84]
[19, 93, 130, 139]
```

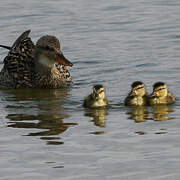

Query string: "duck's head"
[151, 82, 168, 97]
[129, 81, 146, 97]
[34, 35, 73, 69]
[92, 84, 106, 100]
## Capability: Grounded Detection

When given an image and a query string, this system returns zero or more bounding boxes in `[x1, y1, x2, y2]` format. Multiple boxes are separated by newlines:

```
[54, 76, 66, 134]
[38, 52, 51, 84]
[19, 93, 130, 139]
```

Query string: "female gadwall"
[0, 30, 73, 88]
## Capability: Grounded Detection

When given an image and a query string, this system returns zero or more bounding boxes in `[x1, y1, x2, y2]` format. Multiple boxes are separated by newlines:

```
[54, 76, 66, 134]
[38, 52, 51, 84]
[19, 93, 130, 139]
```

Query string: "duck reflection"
[151, 105, 174, 121]
[84, 107, 108, 128]
[3, 88, 76, 145]
[127, 106, 148, 123]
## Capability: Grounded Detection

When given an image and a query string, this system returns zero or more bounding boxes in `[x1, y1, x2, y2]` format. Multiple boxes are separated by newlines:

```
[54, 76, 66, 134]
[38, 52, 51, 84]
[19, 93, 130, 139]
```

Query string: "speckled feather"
[0, 30, 72, 88]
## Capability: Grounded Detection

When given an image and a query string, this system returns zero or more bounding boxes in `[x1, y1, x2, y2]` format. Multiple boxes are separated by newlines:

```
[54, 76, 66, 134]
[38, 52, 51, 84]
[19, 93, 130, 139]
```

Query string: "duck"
[124, 81, 148, 106]
[83, 84, 108, 108]
[0, 30, 73, 88]
[148, 82, 175, 105]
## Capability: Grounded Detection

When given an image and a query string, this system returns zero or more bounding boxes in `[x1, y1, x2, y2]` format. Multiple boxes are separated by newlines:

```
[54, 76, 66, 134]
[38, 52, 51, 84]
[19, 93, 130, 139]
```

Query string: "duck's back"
[167, 92, 175, 104]
[0, 30, 35, 88]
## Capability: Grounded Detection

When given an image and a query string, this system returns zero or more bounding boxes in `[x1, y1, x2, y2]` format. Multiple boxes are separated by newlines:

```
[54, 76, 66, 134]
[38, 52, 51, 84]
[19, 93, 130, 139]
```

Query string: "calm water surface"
[1, 0, 180, 179]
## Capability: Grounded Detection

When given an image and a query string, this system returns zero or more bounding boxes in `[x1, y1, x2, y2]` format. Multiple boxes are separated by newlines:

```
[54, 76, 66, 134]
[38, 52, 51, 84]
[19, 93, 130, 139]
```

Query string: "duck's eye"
[136, 86, 144, 90]
[158, 88, 165, 91]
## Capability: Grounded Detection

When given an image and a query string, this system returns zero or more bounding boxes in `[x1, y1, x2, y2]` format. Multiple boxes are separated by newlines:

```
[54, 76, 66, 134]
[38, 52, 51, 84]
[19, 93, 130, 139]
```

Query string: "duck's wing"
[144, 93, 150, 105]
[167, 92, 175, 104]
[124, 95, 133, 106]
[83, 94, 94, 108]
[0, 30, 35, 88]
[11, 30, 31, 50]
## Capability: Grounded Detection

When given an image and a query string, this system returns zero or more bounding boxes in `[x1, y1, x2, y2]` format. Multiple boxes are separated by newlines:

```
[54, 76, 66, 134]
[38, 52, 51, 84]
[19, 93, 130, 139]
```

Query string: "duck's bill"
[56, 53, 73, 67]
[150, 92, 157, 97]
[128, 91, 136, 96]
[94, 93, 99, 99]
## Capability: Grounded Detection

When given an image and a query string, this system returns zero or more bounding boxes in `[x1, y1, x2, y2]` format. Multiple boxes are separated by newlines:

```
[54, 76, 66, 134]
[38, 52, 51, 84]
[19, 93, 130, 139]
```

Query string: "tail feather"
[0, 45, 11, 50]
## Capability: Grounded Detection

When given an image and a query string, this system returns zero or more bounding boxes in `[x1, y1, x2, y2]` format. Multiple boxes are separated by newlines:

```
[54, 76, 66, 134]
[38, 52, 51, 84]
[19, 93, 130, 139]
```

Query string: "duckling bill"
[83, 85, 108, 108]
[124, 81, 148, 106]
[149, 82, 175, 105]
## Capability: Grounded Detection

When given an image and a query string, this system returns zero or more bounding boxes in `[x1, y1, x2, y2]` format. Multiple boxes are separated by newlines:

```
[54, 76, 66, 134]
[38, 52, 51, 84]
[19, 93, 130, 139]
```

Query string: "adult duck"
[0, 30, 73, 88]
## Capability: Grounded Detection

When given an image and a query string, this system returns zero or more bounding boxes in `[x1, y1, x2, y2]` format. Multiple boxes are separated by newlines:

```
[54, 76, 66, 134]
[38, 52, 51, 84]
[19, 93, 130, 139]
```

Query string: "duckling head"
[35, 35, 73, 69]
[92, 84, 106, 100]
[151, 82, 168, 97]
[129, 81, 146, 97]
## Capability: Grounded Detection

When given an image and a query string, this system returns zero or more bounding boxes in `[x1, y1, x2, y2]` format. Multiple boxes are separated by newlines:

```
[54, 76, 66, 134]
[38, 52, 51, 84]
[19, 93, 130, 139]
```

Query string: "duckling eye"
[136, 86, 144, 90]
[158, 88, 165, 91]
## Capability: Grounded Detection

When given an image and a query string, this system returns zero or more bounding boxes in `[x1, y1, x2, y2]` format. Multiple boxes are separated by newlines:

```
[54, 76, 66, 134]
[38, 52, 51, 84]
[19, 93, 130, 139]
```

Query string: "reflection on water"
[127, 106, 149, 123]
[127, 105, 175, 122]
[151, 105, 175, 121]
[84, 107, 108, 135]
[3, 89, 77, 145]
[84, 107, 108, 127]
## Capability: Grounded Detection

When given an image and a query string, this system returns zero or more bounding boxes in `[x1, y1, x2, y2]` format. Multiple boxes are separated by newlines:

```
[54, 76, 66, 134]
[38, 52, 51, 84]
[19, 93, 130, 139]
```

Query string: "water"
[0, 0, 180, 179]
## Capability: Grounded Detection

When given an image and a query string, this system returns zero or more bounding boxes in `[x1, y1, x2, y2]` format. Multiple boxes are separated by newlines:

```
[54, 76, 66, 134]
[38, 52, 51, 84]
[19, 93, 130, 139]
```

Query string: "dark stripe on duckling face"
[129, 84, 145, 97]
[93, 85, 105, 100]
[99, 89, 104, 94]
[151, 85, 167, 97]
[156, 87, 166, 91]
[134, 85, 144, 90]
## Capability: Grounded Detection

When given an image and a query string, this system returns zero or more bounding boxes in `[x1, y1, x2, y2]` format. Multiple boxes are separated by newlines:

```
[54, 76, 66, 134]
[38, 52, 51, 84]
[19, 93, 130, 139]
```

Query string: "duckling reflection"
[127, 106, 148, 123]
[4, 88, 76, 144]
[84, 107, 108, 127]
[151, 105, 174, 121]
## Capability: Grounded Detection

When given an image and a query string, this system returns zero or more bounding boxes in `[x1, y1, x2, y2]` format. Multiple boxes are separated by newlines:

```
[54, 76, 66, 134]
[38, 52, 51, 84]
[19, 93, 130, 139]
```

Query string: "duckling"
[149, 82, 175, 105]
[124, 81, 148, 106]
[0, 30, 73, 88]
[83, 85, 108, 108]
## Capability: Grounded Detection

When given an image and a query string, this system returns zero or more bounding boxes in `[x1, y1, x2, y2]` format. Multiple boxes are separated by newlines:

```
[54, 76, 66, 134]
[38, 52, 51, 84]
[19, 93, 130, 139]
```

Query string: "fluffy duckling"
[124, 81, 148, 106]
[83, 84, 108, 108]
[149, 82, 175, 105]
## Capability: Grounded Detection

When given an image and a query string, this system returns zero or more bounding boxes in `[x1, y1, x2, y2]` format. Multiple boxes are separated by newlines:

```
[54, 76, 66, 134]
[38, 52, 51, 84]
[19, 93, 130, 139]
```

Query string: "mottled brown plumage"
[0, 30, 73, 88]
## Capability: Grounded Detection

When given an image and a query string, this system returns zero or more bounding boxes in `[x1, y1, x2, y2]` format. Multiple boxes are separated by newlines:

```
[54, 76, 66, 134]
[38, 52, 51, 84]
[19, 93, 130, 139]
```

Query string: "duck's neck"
[35, 57, 55, 74]
[134, 96, 144, 105]
[156, 96, 166, 102]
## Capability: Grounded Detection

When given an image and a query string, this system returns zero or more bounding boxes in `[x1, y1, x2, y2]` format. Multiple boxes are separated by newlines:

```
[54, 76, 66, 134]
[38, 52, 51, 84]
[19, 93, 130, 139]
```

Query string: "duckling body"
[125, 95, 148, 106]
[0, 30, 73, 89]
[124, 81, 148, 106]
[149, 82, 175, 105]
[83, 85, 108, 108]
